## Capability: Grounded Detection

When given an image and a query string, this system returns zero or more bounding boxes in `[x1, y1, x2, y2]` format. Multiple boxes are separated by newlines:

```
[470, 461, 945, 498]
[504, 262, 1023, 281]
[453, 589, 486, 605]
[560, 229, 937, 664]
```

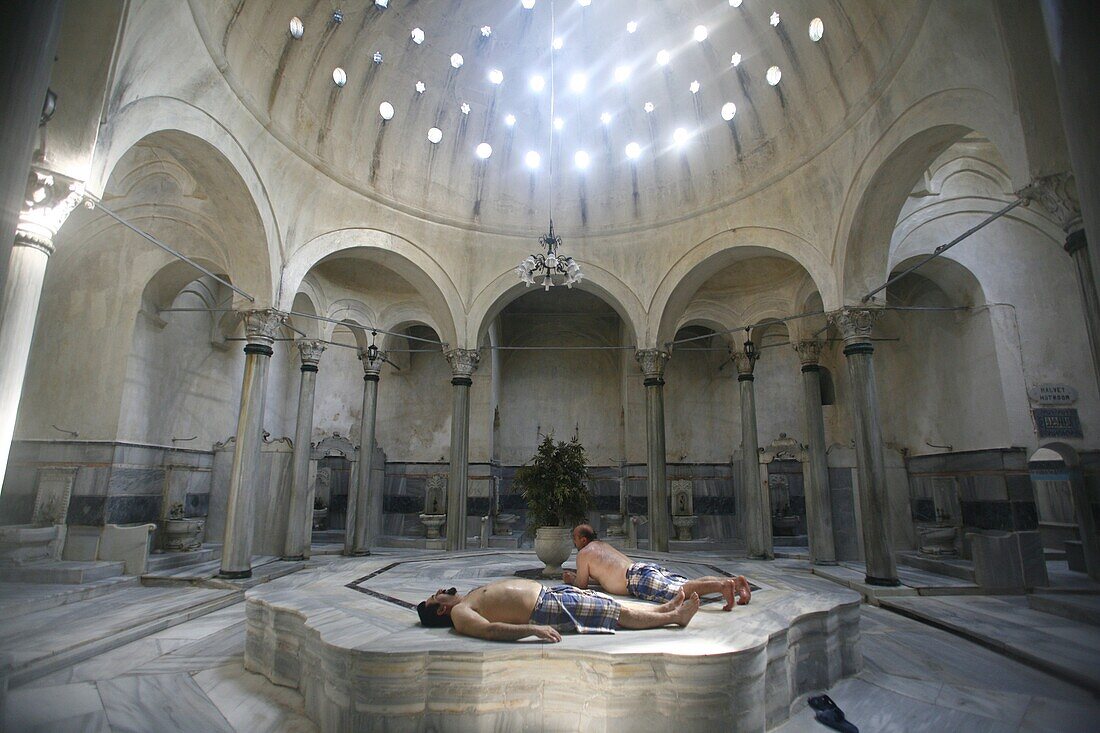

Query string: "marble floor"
[1, 550, 1098, 732]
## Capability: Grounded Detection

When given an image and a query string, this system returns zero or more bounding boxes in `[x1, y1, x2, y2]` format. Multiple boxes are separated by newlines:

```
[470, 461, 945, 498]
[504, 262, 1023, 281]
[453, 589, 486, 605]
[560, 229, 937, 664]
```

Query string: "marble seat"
[245, 551, 862, 732]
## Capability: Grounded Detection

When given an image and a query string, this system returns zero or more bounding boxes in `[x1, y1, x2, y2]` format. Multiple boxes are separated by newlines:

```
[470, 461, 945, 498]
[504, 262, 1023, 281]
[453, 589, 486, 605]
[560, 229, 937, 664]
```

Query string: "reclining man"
[417, 578, 699, 642]
[562, 524, 751, 610]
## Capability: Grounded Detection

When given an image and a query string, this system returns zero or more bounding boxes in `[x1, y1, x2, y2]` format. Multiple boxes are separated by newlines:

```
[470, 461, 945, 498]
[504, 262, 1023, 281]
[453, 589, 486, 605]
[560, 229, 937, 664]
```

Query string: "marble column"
[347, 346, 385, 556]
[283, 341, 325, 561]
[1020, 174, 1100, 397]
[732, 349, 771, 559]
[445, 349, 480, 551]
[830, 307, 899, 586]
[0, 175, 82, 493]
[794, 340, 838, 565]
[635, 350, 670, 552]
[220, 309, 287, 579]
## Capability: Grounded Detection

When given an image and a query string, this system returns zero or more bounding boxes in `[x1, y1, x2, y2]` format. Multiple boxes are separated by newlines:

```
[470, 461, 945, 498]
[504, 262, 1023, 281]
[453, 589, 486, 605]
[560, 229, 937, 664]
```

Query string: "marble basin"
[245, 551, 861, 732]
[918, 524, 959, 556]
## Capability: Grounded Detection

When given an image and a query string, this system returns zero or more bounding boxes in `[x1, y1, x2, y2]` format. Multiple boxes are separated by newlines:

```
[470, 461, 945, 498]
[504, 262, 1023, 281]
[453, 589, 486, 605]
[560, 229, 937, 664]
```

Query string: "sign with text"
[1033, 408, 1083, 439]
[1028, 383, 1078, 405]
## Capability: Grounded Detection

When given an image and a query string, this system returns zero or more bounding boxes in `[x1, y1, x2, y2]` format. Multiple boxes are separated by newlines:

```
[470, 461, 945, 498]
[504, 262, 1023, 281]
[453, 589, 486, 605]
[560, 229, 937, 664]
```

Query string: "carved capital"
[730, 349, 757, 376]
[240, 309, 287, 347]
[793, 340, 823, 366]
[17, 170, 85, 255]
[829, 307, 882, 345]
[634, 349, 669, 380]
[444, 348, 480, 379]
[1017, 173, 1082, 235]
[297, 340, 326, 368]
[359, 347, 386, 377]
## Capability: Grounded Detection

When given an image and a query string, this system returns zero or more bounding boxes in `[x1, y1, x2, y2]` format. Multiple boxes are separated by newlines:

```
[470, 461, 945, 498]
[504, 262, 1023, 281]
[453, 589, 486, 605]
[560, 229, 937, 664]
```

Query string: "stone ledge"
[244, 552, 862, 732]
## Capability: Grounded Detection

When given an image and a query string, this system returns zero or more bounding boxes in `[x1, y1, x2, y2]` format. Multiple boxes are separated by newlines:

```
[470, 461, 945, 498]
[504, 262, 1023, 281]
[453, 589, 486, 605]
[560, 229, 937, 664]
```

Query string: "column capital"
[240, 309, 287, 350]
[635, 349, 669, 383]
[359, 347, 386, 379]
[297, 340, 325, 370]
[793, 339, 824, 367]
[1017, 173, 1082, 235]
[730, 349, 758, 377]
[16, 170, 85, 256]
[445, 348, 480, 381]
[829, 307, 883, 346]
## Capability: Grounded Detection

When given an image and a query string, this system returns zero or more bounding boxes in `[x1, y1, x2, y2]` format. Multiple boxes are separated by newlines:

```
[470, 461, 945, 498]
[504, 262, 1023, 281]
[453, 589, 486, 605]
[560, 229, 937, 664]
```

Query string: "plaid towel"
[626, 562, 689, 603]
[529, 585, 621, 634]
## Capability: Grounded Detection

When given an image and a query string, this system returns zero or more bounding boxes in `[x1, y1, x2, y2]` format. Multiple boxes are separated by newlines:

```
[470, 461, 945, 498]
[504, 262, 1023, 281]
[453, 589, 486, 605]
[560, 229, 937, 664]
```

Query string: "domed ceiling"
[190, 0, 928, 236]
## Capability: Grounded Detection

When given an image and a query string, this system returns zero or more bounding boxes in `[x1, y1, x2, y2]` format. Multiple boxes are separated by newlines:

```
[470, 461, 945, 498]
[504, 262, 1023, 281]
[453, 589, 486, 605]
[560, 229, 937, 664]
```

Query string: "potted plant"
[312, 496, 329, 531]
[513, 433, 592, 576]
[163, 502, 204, 552]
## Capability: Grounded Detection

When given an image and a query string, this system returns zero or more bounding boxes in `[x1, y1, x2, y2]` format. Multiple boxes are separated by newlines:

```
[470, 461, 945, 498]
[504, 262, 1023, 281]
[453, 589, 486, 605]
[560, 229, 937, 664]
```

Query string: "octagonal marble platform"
[244, 551, 862, 732]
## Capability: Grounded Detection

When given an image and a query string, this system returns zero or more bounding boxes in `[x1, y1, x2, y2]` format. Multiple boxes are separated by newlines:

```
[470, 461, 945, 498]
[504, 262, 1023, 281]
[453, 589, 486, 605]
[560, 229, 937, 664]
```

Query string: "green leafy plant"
[514, 433, 592, 531]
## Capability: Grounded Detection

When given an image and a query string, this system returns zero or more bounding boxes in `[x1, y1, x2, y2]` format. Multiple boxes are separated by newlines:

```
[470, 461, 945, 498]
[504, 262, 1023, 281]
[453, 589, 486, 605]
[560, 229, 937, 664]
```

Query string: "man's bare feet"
[721, 579, 738, 611]
[671, 592, 700, 627]
[656, 589, 685, 613]
[734, 575, 751, 605]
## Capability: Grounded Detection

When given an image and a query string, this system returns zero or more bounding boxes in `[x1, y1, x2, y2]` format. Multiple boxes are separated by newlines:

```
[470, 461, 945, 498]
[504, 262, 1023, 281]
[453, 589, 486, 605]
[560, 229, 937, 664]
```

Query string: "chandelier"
[515, 0, 583, 291]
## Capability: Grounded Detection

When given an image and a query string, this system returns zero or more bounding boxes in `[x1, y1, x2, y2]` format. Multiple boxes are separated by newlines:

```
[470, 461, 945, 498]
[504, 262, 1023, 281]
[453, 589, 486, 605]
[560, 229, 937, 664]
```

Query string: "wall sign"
[1028, 383, 1078, 405]
[1032, 408, 1083, 439]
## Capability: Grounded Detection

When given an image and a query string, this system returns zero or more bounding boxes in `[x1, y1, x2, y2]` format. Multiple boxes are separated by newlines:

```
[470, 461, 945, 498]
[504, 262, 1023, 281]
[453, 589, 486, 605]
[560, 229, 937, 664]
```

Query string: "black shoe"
[808, 694, 858, 733]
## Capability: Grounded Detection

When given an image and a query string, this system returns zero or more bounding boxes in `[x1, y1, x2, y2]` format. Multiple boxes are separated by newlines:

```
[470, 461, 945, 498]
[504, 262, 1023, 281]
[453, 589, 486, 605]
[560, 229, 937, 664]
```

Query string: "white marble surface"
[244, 551, 863, 732]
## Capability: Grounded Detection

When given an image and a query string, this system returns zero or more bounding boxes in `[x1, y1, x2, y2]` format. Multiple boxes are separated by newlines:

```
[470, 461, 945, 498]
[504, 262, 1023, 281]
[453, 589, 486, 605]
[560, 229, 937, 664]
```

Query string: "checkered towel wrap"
[529, 585, 621, 634]
[626, 562, 689, 603]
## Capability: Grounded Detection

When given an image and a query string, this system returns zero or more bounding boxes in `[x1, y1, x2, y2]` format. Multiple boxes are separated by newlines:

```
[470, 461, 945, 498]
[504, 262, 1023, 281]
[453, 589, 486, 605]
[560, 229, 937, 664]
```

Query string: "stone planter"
[312, 508, 329, 531]
[163, 518, 204, 552]
[917, 524, 958, 556]
[672, 515, 697, 541]
[419, 514, 446, 539]
[534, 526, 573, 577]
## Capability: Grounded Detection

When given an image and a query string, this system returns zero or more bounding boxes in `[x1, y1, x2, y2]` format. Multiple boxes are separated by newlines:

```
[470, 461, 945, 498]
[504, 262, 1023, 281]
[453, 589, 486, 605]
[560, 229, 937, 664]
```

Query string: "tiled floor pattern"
[2, 551, 1098, 732]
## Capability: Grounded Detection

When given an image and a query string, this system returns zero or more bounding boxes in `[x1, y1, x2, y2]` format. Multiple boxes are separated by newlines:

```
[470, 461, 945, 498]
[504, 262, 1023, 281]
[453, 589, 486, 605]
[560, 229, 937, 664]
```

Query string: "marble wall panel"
[828, 467, 860, 561]
[252, 445, 294, 557]
[105, 468, 165, 497]
[105, 495, 161, 524]
[66, 496, 106, 525]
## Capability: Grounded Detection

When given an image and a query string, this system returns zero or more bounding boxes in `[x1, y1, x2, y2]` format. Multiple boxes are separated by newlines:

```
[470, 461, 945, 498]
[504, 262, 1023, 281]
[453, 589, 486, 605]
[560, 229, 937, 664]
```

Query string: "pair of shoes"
[808, 694, 858, 733]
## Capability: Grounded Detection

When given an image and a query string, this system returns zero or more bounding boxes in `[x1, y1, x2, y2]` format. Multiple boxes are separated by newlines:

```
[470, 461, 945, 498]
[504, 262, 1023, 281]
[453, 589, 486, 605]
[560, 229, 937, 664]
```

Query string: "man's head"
[572, 523, 597, 550]
[417, 587, 460, 628]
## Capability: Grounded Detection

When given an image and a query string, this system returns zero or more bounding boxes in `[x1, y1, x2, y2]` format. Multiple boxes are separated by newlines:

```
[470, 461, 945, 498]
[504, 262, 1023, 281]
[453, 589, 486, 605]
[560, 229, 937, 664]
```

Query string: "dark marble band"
[801, 364, 820, 373]
[451, 376, 472, 386]
[244, 344, 274, 357]
[643, 377, 665, 387]
[737, 373, 755, 382]
[364, 373, 379, 382]
[864, 574, 900, 587]
[301, 364, 318, 373]
[843, 342, 874, 357]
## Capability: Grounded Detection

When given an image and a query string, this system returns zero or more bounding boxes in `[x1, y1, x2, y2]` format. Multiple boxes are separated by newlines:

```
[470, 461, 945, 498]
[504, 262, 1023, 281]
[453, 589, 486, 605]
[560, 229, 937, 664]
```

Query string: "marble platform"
[244, 551, 862, 732]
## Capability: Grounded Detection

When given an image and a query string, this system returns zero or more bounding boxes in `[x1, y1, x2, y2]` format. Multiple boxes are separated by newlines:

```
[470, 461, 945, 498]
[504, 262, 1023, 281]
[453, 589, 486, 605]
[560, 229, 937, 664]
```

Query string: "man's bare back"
[564, 540, 633, 595]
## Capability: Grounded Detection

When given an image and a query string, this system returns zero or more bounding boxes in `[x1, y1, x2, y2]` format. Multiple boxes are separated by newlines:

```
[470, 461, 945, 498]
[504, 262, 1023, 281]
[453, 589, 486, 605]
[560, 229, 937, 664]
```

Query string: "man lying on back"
[417, 577, 699, 642]
[561, 524, 751, 610]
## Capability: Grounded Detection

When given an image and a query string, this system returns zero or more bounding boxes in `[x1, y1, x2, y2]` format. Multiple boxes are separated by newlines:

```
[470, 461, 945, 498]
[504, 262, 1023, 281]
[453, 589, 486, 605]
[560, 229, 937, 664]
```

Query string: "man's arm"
[570, 550, 592, 588]
[451, 604, 562, 642]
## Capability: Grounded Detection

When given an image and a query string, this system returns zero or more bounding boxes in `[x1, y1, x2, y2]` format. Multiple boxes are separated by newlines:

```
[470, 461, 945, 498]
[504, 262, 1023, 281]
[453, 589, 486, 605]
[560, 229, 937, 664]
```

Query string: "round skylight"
[553, 117, 564, 131]
[411, 27, 424, 44]
[489, 69, 504, 85]
[505, 113, 517, 126]
[553, 37, 564, 51]
[626, 21, 638, 33]
[372, 51, 383, 64]
[689, 80, 700, 94]
[379, 102, 394, 120]
[729, 0, 743, 6]
[721, 102, 737, 121]
[289, 17, 304, 39]
[428, 127, 443, 144]
[673, 127, 690, 146]
[656, 49, 671, 66]
[643, 102, 655, 113]
[731, 52, 742, 67]
[476, 143, 493, 159]
[578, 0, 591, 6]
[600, 111, 612, 125]
[574, 150, 590, 169]
[522, 0, 536, 8]
[415, 80, 426, 93]
[770, 12, 781, 27]
[525, 150, 541, 169]
[460, 102, 471, 115]
[766, 66, 782, 85]
[693, 25, 708, 43]
[569, 72, 587, 93]
[480, 26, 492, 37]
[530, 75, 546, 92]
[332, 67, 347, 87]
[613, 65, 630, 83]
[809, 18, 824, 42]
[450, 53, 464, 69]
[625, 142, 641, 159]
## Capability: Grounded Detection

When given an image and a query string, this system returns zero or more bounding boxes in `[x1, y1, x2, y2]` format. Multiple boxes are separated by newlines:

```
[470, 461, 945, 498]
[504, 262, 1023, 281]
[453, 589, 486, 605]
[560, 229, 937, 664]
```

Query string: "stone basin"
[245, 551, 861, 732]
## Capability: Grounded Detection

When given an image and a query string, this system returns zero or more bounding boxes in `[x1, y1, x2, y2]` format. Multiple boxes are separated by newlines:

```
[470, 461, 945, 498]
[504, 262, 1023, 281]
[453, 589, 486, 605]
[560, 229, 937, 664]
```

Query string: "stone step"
[145, 546, 220, 572]
[0, 575, 139, 617]
[0, 560, 126, 585]
[896, 551, 976, 582]
[1027, 592, 1100, 626]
